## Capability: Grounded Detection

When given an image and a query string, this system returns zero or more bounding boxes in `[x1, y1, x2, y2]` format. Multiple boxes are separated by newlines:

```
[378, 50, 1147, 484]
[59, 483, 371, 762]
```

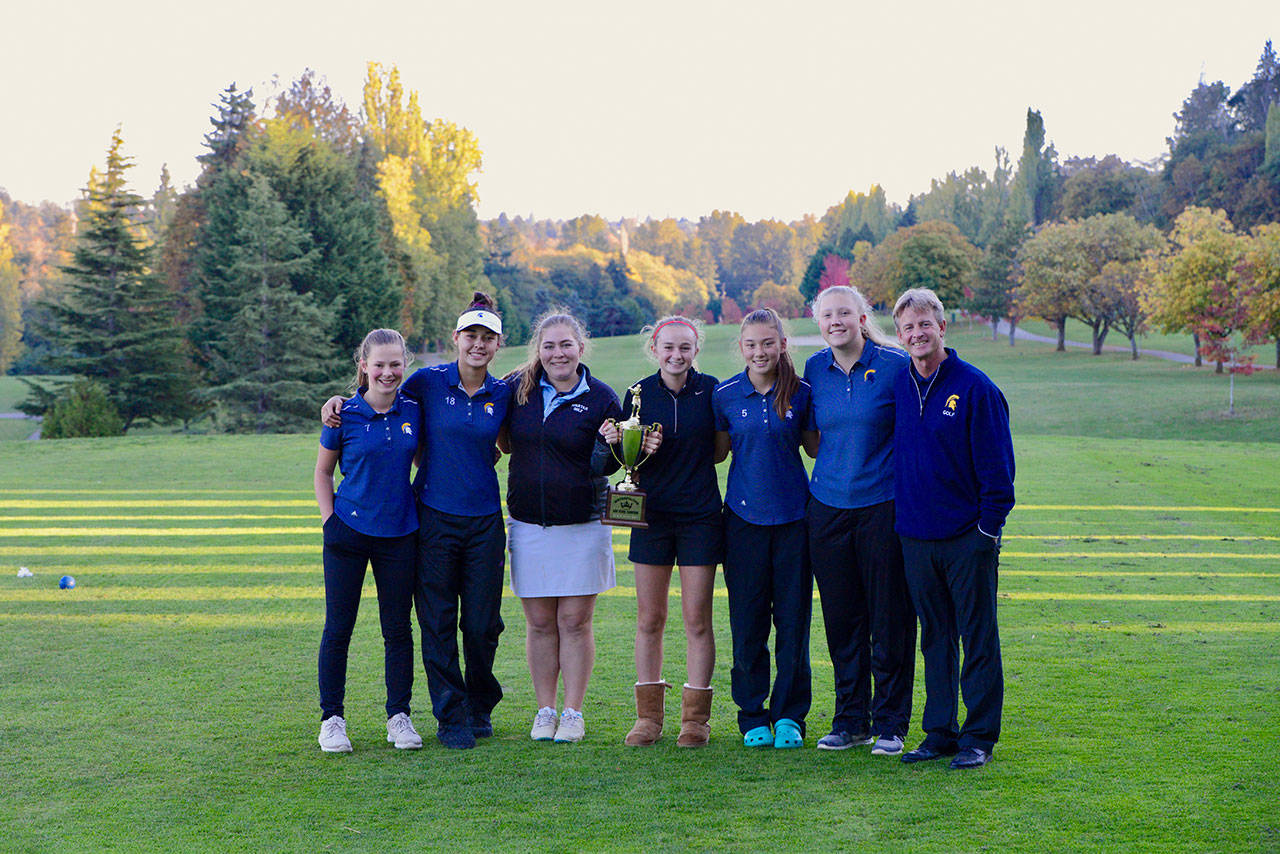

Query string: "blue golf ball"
[59, 575, 76, 590]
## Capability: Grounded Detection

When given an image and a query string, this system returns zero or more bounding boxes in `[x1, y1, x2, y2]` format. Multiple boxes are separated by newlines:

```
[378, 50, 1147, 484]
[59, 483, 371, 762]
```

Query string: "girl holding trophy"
[599, 316, 721, 748]
[711, 308, 819, 750]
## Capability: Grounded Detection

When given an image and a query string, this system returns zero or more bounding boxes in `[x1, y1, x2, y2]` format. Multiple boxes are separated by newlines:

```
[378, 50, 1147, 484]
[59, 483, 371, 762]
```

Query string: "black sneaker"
[470, 713, 493, 739]
[437, 724, 477, 750]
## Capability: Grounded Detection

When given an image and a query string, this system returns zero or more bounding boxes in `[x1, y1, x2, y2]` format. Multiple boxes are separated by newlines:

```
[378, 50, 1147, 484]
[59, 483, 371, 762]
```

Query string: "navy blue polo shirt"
[712, 371, 813, 526]
[804, 342, 908, 509]
[622, 369, 721, 518]
[403, 362, 510, 517]
[320, 390, 421, 537]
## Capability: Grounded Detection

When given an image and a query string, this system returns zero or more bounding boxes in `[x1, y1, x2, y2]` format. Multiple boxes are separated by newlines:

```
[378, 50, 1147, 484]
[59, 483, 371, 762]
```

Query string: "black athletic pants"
[723, 509, 812, 735]
[900, 527, 1003, 753]
[318, 515, 416, 720]
[808, 497, 916, 738]
[415, 505, 506, 728]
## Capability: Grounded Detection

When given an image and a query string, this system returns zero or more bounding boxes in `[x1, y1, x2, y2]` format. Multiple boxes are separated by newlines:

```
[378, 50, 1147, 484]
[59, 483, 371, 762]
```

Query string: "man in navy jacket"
[891, 288, 1015, 770]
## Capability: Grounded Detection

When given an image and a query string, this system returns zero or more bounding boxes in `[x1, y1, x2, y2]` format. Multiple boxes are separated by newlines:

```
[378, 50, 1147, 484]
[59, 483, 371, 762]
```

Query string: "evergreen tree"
[39, 129, 197, 430]
[1008, 109, 1059, 226]
[198, 84, 257, 176]
[203, 172, 338, 432]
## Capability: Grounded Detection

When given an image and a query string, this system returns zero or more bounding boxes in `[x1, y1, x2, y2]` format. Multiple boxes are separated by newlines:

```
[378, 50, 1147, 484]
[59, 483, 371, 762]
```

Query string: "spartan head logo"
[944, 394, 959, 412]
[863, 368, 876, 382]
[401, 422, 414, 436]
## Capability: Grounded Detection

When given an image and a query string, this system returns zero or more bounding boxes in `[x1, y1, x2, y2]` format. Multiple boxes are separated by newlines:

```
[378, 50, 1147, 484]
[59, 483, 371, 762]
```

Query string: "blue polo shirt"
[320, 390, 421, 537]
[403, 363, 510, 517]
[712, 371, 813, 526]
[804, 342, 908, 509]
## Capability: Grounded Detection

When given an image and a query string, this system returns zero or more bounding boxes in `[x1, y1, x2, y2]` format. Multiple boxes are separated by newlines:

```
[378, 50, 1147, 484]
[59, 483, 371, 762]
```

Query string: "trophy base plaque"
[602, 485, 649, 528]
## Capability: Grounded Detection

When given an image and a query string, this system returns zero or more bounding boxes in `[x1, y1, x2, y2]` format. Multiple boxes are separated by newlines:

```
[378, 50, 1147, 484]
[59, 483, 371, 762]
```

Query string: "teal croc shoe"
[773, 719, 804, 749]
[743, 725, 772, 748]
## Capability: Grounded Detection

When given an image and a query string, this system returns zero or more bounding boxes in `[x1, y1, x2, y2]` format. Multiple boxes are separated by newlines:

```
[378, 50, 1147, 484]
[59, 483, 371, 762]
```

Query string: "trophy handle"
[632, 423, 662, 470]
[605, 418, 628, 468]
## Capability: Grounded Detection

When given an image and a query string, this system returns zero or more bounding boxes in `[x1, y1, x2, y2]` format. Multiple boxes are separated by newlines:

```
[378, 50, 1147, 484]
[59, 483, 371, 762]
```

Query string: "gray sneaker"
[386, 713, 423, 749]
[871, 734, 904, 756]
[816, 730, 874, 750]
[319, 716, 352, 753]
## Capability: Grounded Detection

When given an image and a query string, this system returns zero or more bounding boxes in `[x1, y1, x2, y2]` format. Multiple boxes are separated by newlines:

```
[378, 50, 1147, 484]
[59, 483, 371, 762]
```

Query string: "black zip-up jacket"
[621, 369, 722, 519]
[506, 365, 622, 526]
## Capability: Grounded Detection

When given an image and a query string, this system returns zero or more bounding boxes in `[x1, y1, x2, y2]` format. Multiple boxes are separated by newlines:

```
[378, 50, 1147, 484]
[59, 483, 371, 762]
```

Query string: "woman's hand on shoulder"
[321, 396, 345, 428]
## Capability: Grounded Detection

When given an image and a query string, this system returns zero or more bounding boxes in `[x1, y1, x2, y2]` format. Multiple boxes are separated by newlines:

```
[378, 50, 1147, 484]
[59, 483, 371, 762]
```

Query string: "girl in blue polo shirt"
[314, 328, 423, 754]
[712, 307, 818, 750]
[600, 316, 720, 748]
[500, 309, 625, 744]
[321, 293, 511, 751]
[804, 285, 915, 757]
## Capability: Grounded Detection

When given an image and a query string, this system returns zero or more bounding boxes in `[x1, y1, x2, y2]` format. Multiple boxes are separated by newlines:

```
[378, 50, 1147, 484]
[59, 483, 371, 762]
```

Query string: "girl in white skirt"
[500, 309, 659, 743]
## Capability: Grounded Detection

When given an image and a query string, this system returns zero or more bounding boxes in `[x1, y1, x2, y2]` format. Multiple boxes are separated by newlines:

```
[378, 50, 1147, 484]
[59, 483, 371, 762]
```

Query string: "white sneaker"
[531, 706, 558, 741]
[872, 734, 904, 756]
[554, 708, 585, 743]
[386, 713, 423, 750]
[319, 716, 352, 753]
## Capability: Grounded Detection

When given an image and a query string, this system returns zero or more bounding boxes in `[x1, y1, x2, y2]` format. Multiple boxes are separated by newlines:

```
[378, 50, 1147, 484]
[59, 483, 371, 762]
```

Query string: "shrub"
[42, 379, 124, 439]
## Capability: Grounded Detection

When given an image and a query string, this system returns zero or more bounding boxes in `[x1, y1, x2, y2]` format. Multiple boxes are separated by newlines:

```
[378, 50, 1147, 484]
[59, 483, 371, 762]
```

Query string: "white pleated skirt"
[508, 518, 616, 598]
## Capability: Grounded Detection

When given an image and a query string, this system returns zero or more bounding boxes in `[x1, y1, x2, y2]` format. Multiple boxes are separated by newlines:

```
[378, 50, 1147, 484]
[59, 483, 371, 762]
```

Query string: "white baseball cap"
[455, 309, 503, 335]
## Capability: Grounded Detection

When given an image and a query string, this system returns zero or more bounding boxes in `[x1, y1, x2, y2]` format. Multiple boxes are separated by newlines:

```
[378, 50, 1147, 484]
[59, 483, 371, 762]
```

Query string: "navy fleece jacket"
[893, 348, 1015, 540]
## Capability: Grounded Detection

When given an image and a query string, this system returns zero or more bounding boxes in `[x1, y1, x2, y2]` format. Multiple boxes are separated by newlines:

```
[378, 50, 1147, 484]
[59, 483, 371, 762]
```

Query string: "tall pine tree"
[40, 128, 197, 430]
[203, 172, 338, 432]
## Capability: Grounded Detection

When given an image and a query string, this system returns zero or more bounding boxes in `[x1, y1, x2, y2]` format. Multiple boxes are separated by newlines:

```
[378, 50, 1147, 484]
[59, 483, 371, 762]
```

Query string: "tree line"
[1, 42, 1278, 435]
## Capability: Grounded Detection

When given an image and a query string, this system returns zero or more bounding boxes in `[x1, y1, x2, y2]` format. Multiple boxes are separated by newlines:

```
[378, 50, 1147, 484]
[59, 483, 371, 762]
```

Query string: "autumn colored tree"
[821, 186, 897, 248]
[798, 246, 855, 303]
[751, 280, 806, 317]
[0, 199, 22, 372]
[1016, 214, 1163, 354]
[723, 220, 797, 305]
[857, 221, 978, 309]
[696, 210, 745, 293]
[362, 62, 485, 346]
[1237, 222, 1280, 368]
[1143, 207, 1249, 382]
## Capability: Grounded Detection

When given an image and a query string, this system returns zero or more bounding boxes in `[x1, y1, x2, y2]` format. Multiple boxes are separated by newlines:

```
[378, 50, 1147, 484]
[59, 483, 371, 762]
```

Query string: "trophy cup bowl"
[602, 385, 660, 528]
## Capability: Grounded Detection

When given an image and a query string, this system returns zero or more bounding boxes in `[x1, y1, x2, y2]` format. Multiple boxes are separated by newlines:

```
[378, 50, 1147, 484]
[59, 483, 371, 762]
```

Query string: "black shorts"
[628, 511, 725, 567]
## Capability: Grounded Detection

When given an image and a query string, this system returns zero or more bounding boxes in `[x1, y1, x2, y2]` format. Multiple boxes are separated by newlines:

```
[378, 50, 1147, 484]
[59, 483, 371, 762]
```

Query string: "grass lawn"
[2, 323, 1278, 851]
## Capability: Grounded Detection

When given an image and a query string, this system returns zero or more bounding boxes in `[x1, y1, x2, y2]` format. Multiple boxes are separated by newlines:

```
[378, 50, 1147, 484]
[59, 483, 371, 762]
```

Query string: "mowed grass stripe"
[6, 586, 1280, 604]
[0, 514, 316, 521]
[0, 500, 314, 508]
[17, 563, 1276, 579]
[5, 522, 1274, 540]
[1019, 504, 1280, 512]
[9, 612, 1277, 634]
[11, 544, 1280, 560]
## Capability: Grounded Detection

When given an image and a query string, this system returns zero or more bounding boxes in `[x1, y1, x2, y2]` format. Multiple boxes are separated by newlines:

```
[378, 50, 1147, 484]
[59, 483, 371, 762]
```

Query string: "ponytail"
[741, 308, 798, 419]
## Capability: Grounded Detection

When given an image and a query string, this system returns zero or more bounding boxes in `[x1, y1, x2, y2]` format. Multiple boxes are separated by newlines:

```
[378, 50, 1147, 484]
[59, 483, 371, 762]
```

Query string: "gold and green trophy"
[601, 384, 661, 528]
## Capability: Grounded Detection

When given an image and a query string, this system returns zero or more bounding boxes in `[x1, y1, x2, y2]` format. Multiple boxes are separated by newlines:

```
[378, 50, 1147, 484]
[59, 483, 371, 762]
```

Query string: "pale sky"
[2, 0, 1276, 221]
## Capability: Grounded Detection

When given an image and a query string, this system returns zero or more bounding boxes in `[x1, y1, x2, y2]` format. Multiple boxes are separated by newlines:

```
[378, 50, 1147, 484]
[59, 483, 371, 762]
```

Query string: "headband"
[651, 318, 698, 343]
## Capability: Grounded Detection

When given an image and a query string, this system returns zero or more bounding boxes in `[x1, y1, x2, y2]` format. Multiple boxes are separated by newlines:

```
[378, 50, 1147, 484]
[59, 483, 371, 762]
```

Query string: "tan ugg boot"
[676, 684, 713, 748]
[623, 681, 670, 746]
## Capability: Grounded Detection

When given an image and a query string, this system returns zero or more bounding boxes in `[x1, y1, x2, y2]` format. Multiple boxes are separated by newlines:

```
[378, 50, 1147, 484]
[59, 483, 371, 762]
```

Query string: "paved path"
[0, 412, 42, 441]
[795, 323, 1273, 369]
